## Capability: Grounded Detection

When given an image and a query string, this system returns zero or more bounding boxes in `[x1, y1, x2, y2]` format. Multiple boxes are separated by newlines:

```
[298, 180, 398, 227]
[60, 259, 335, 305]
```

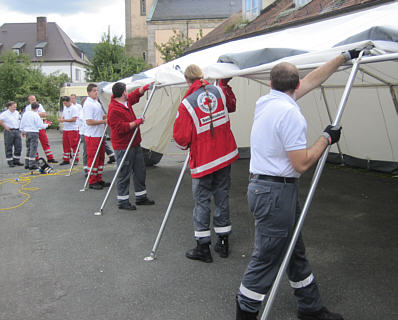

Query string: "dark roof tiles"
[148, 0, 241, 21]
[0, 21, 89, 64]
[186, 0, 388, 54]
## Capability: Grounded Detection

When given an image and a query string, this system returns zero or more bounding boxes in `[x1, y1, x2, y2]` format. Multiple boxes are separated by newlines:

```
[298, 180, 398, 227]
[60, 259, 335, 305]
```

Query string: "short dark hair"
[7, 101, 16, 108]
[270, 62, 299, 93]
[31, 102, 39, 110]
[112, 82, 127, 98]
[87, 83, 97, 93]
[61, 96, 71, 102]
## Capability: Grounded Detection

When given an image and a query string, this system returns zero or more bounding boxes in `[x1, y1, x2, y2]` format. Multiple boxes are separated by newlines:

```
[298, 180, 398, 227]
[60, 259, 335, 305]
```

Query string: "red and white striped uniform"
[173, 79, 239, 178]
[83, 97, 105, 184]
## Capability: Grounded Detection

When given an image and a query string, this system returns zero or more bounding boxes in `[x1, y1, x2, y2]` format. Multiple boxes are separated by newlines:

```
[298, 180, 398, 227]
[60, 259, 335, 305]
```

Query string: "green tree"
[0, 51, 68, 112]
[155, 29, 203, 63]
[87, 32, 150, 82]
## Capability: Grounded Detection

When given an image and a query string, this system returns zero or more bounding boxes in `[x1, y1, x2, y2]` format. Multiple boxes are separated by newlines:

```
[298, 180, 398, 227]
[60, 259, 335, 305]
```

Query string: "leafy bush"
[0, 51, 68, 112]
[155, 29, 203, 63]
[87, 32, 151, 82]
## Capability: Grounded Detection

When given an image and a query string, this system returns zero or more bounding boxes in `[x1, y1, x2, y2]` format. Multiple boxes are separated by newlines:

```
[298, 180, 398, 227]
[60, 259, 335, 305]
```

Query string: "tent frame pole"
[80, 124, 108, 192]
[260, 51, 365, 320]
[144, 153, 189, 261]
[321, 87, 344, 163]
[357, 67, 398, 114]
[94, 85, 158, 216]
[66, 136, 81, 176]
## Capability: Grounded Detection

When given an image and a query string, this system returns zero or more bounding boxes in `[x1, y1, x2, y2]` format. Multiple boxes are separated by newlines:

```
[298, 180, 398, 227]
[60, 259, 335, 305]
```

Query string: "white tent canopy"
[102, 2, 398, 173]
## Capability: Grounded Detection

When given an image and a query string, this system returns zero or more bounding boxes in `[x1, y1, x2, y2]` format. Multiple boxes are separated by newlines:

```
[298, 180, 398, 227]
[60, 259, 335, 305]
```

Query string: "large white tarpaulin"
[102, 2, 398, 173]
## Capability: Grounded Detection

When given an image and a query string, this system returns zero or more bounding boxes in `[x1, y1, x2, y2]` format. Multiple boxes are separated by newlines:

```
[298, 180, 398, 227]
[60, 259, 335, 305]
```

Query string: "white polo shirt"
[62, 104, 79, 131]
[83, 97, 105, 137]
[73, 103, 85, 135]
[250, 89, 307, 178]
[25, 103, 46, 113]
[0, 109, 21, 129]
[20, 111, 48, 133]
[77, 107, 86, 135]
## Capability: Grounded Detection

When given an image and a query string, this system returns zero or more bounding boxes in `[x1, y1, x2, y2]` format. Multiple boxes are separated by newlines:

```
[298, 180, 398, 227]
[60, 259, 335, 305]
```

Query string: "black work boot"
[236, 299, 258, 320]
[298, 307, 344, 320]
[214, 234, 229, 258]
[8, 161, 15, 167]
[185, 241, 213, 263]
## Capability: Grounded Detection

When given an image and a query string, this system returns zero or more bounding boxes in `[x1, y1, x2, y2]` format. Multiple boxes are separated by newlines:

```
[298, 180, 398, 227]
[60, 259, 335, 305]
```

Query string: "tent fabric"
[328, 153, 398, 175]
[103, 2, 398, 91]
[101, 2, 398, 174]
[217, 48, 308, 69]
[333, 25, 398, 47]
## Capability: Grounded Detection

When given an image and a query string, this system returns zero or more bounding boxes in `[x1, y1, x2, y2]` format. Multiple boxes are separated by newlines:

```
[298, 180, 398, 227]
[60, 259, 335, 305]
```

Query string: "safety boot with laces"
[185, 241, 213, 263]
[214, 234, 229, 258]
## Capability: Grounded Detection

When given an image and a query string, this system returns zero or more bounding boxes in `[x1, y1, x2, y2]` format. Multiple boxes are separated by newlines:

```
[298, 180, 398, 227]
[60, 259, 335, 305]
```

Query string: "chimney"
[37, 17, 47, 42]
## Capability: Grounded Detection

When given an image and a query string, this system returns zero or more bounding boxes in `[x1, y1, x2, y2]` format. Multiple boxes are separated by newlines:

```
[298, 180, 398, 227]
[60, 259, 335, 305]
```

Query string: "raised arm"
[295, 54, 345, 100]
[295, 49, 361, 100]
[219, 78, 236, 113]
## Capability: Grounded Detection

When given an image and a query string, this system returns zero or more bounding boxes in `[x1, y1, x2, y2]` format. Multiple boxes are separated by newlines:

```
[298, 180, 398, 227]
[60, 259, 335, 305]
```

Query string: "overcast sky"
[0, 0, 125, 43]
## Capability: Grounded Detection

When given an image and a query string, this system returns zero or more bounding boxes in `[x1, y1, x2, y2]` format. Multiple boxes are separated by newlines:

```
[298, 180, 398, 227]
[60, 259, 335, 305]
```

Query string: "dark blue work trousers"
[238, 177, 323, 313]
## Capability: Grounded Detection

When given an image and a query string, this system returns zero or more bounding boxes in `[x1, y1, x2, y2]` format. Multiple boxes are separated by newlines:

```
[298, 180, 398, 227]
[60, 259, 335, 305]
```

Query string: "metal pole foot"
[94, 210, 102, 216]
[144, 252, 156, 261]
[79, 188, 86, 192]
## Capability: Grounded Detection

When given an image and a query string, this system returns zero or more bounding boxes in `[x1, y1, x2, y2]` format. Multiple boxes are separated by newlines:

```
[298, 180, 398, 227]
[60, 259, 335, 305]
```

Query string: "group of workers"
[0, 95, 58, 169]
[0, 48, 360, 320]
[172, 49, 359, 320]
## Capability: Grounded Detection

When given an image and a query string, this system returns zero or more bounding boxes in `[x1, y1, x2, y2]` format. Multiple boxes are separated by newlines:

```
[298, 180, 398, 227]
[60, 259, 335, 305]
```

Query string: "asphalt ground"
[0, 129, 397, 320]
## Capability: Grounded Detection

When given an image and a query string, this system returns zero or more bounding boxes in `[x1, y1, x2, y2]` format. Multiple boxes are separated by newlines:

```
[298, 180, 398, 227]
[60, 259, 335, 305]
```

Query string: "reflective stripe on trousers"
[25, 132, 39, 168]
[85, 136, 105, 184]
[237, 179, 322, 314]
[4, 129, 22, 161]
[114, 146, 147, 205]
[192, 165, 232, 244]
[38, 129, 54, 160]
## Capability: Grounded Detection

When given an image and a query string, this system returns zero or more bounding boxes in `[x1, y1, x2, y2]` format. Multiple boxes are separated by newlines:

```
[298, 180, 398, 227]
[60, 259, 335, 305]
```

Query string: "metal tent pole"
[94, 85, 158, 216]
[260, 51, 365, 320]
[66, 137, 81, 176]
[144, 153, 189, 261]
[80, 124, 108, 192]
[321, 87, 344, 163]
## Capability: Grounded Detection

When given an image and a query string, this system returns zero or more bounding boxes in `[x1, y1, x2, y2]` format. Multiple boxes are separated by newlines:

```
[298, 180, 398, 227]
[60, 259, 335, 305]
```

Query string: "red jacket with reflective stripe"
[173, 79, 239, 178]
[107, 88, 143, 150]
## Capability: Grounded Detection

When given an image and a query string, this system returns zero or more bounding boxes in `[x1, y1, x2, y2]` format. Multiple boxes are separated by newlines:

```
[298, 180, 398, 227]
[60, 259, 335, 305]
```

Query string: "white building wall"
[33, 62, 88, 83]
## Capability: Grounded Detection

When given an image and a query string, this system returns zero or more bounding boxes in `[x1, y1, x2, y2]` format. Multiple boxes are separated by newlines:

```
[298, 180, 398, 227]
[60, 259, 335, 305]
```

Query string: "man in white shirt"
[59, 96, 80, 165]
[25, 95, 57, 163]
[83, 83, 110, 190]
[20, 102, 49, 170]
[72, 95, 89, 175]
[0, 101, 23, 167]
[236, 50, 362, 320]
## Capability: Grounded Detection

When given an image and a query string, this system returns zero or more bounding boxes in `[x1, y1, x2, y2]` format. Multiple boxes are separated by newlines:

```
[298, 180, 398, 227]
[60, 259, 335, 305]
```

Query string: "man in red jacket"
[107, 82, 155, 210]
[173, 64, 239, 263]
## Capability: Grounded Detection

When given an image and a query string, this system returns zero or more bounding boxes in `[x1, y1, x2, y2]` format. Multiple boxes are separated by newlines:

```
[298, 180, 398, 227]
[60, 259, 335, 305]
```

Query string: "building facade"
[125, 0, 241, 66]
[0, 17, 90, 83]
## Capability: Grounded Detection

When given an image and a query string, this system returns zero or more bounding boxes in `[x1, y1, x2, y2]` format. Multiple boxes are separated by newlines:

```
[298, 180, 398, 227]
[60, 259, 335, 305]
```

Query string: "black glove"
[322, 125, 342, 145]
[342, 49, 361, 62]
